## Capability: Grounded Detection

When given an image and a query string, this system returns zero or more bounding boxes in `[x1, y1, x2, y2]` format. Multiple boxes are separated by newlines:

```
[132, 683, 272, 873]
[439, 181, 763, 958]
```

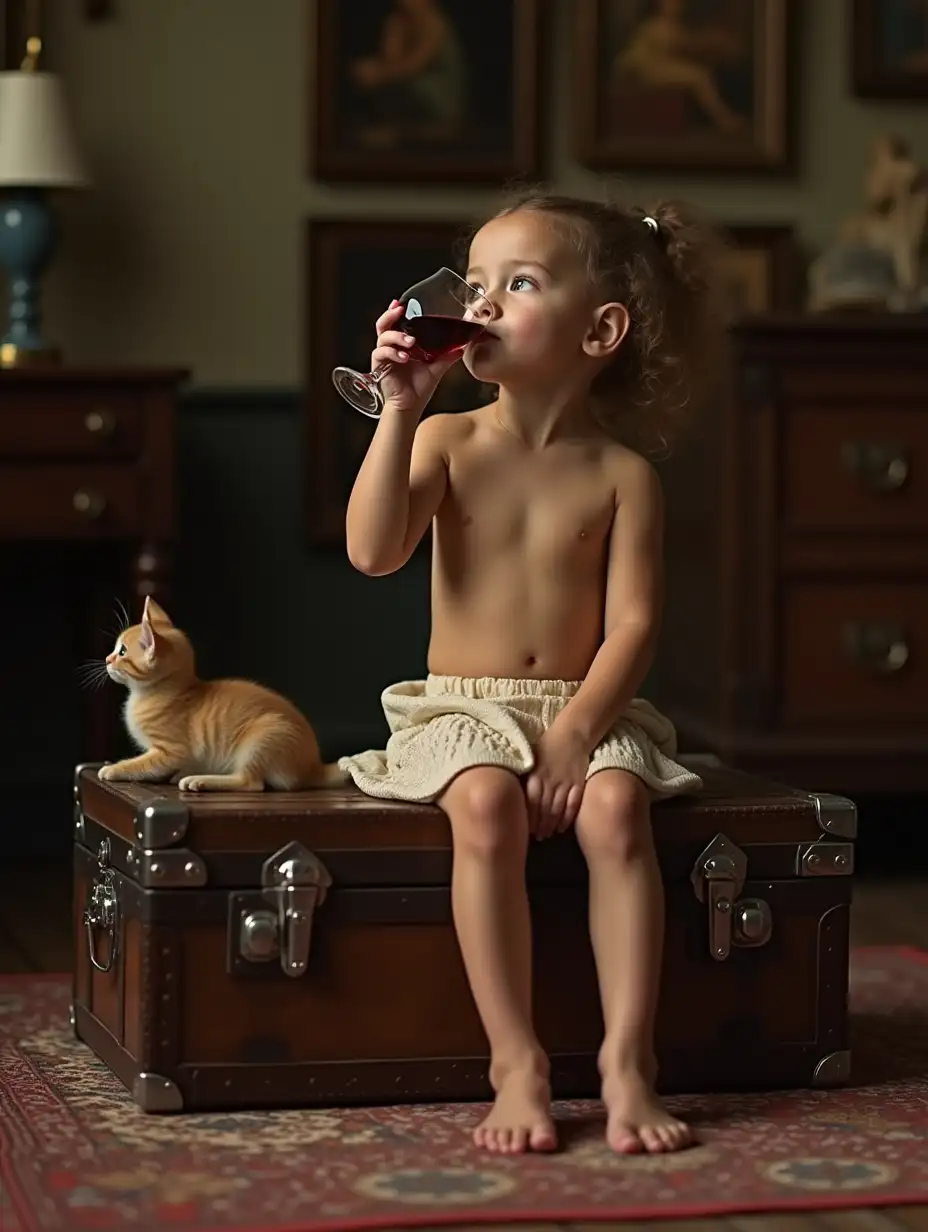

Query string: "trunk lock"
[237, 841, 333, 978]
[691, 834, 772, 961]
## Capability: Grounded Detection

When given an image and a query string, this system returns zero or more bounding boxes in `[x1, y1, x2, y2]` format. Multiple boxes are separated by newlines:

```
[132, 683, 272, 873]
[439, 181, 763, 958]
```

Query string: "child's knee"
[576, 771, 650, 862]
[439, 767, 527, 858]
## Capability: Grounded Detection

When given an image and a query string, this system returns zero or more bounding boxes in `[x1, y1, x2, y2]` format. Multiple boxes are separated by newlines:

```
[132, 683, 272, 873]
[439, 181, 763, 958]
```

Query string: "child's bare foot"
[602, 1067, 691, 1154]
[474, 1065, 557, 1154]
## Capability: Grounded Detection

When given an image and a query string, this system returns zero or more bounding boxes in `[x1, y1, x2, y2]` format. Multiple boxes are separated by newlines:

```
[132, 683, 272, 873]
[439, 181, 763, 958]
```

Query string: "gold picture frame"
[574, 0, 793, 173]
[311, 0, 542, 184]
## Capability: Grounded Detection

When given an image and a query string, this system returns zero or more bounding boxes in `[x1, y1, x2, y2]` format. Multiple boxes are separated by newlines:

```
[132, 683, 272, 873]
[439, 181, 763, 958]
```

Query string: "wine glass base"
[332, 367, 382, 417]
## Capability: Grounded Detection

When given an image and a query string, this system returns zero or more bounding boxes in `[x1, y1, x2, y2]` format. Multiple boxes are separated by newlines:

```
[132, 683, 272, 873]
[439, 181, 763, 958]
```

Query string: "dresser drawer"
[784, 407, 928, 533]
[0, 465, 141, 539]
[782, 582, 928, 723]
[0, 394, 144, 459]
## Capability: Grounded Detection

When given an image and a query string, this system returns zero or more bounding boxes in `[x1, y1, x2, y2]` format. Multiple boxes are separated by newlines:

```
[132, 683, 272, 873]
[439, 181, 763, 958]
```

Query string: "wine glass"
[332, 266, 490, 418]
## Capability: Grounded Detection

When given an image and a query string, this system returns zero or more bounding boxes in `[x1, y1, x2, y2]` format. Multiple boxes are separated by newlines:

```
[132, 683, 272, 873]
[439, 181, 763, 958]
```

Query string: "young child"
[340, 191, 727, 1157]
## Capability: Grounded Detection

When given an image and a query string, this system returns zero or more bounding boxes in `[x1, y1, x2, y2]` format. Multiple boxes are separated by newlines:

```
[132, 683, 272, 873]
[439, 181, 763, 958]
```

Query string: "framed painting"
[852, 0, 928, 97]
[305, 217, 486, 544]
[722, 224, 799, 316]
[573, 0, 792, 172]
[311, 0, 541, 183]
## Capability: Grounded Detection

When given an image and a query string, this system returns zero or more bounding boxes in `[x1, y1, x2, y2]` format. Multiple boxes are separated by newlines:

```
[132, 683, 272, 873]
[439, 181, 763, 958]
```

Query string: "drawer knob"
[842, 621, 909, 674]
[72, 488, 107, 520]
[840, 440, 909, 493]
[84, 409, 116, 437]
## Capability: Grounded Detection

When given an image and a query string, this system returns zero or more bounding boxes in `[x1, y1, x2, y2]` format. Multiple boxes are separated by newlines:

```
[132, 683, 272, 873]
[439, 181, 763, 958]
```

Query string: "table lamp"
[0, 37, 89, 368]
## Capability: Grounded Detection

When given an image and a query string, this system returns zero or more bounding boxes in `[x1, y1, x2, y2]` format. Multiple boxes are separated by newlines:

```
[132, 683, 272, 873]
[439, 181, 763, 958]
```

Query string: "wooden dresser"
[655, 315, 928, 794]
[0, 366, 187, 759]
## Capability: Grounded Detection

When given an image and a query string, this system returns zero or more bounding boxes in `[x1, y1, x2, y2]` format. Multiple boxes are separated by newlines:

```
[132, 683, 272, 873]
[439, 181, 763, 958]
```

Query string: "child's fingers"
[371, 343, 409, 368]
[374, 302, 406, 334]
[378, 329, 415, 351]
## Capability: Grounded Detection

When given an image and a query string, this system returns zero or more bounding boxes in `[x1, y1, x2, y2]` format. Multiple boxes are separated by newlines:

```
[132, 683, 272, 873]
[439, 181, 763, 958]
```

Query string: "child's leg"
[575, 769, 691, 1154]
[437, 766, 556, 1155]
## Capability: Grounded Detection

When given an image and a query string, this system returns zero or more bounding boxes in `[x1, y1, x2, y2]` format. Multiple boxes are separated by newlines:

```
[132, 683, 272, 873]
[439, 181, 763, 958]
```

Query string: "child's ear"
[143, 596, 173, 628]
[583, 302, 630, 360]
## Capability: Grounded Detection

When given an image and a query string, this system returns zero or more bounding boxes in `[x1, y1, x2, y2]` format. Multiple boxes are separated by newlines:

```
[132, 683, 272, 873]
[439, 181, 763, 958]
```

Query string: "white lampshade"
[0, 71, 88, 188]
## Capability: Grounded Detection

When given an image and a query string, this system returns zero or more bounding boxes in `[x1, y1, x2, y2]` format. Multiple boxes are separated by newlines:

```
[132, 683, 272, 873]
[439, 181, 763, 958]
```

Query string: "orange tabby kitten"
[97, 596, 345, 792]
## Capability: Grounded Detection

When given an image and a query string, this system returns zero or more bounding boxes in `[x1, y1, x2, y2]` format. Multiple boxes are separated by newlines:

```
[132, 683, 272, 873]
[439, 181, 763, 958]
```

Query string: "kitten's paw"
[178, 775, 206, 792]
[98, 763, 127, 782]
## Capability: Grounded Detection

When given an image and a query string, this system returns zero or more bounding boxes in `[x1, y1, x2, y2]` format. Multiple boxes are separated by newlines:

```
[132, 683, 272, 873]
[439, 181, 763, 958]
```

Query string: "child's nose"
[474, 296, 501, 323]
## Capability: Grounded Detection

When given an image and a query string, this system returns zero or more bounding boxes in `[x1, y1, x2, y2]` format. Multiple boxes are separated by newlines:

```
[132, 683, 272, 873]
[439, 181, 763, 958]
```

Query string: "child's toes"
[606, 1115, 642, 1153]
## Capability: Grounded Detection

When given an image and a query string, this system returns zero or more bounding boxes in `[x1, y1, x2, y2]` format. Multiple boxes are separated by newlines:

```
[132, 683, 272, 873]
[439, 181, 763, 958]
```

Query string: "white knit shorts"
[338, 675, 703, 803]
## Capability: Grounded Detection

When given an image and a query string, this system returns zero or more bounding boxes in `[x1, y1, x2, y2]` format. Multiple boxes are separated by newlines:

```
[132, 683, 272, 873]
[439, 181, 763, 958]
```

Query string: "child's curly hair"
[468, 189, 731, 454]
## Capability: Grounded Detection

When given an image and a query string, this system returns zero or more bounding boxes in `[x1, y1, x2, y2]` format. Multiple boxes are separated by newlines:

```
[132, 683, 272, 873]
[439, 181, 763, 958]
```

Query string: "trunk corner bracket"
[809, 792, 858, 840]
[134, 798, 190, 849]
[133, 1072, 184, 1113]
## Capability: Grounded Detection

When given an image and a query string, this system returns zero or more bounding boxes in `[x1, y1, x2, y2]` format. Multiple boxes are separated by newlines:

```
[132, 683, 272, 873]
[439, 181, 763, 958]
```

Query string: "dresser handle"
[72, 489, 107, 520]
[840, 440, 909, 492]
[842, 621, 909, 674]
[84, 409, 116, 437]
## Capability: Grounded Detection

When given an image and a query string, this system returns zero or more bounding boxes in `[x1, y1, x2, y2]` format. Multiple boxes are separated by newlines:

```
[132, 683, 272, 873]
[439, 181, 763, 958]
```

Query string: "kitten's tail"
[306, 761, 350, 788]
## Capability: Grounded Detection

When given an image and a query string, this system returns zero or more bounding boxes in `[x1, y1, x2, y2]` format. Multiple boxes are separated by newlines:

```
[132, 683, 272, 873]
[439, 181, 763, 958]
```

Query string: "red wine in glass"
[332, 267, 490, 418]
[402, 314, 485, 362]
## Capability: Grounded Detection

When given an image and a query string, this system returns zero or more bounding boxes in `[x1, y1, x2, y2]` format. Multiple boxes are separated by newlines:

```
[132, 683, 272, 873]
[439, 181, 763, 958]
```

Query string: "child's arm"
[346, 411, 451, 576]
[550, 454, 664, 753]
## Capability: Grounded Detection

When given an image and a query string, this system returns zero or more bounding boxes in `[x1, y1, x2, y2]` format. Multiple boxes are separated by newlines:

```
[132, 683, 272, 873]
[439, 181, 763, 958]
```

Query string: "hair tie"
[642, 215, 659, 235]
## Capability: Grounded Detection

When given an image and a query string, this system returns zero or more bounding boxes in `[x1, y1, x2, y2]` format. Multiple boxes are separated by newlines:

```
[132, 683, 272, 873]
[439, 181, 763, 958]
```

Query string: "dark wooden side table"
[0, 366, 188, 759]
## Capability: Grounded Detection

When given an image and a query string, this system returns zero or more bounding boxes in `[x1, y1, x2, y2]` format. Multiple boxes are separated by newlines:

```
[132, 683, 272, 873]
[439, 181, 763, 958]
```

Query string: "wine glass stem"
[370, 364, 391, 383]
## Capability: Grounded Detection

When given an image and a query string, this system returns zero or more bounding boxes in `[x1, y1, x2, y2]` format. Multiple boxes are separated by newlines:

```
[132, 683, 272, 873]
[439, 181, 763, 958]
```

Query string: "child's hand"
[371, 301, 457, 416]
[525, 728, 588, 840]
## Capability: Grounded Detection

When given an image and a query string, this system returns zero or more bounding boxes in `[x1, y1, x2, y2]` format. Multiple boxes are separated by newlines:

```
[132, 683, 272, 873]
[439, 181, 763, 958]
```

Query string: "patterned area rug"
[1, 949, 928, 1231]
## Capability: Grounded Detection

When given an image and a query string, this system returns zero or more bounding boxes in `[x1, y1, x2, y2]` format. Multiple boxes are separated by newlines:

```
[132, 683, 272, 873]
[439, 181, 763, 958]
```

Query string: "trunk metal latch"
[236, 841, 333, 978]
[691, 834, 771, 961]
[84, 838, 120, 973]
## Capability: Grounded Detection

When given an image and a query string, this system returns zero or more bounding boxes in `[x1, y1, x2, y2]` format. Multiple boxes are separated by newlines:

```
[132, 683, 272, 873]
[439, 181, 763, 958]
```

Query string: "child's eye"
[118, 645, 128, 656]
[510, 275, 537, 292]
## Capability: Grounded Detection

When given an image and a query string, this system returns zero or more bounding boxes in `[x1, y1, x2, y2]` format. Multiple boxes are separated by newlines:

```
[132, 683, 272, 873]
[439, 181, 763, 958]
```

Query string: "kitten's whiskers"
[76, 659, 110, 691]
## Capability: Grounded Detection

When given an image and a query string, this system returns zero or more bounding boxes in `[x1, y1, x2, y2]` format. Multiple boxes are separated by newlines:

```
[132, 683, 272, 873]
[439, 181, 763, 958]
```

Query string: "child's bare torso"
[426, 405, 626, 681]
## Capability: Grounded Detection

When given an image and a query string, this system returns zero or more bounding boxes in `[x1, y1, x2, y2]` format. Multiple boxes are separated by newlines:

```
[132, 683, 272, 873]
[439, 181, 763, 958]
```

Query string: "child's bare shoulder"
[416, 409, 481, 452]
[602, 441, 662, 503]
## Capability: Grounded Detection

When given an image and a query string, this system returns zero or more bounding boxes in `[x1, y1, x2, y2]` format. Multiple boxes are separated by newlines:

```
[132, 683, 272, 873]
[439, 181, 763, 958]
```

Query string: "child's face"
[462, 211, 607, 393]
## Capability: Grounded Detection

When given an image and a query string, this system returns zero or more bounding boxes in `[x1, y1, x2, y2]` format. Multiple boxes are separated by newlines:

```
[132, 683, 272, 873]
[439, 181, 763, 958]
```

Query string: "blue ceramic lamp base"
[0, 188, 60, 368]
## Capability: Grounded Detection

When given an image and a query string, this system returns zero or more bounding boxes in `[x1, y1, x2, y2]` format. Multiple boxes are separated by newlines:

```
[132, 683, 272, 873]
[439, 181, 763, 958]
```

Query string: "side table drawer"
[0, 397, 144, 459]
[784, 407, 928, 534]
[782, 581, 928, 723]
[0, 464, 141, 539]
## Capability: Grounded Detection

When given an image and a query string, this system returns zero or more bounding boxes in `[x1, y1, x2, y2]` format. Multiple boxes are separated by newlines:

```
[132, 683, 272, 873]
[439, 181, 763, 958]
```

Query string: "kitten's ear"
[142, 596, 173, 628]
[138, 612, 158, 660]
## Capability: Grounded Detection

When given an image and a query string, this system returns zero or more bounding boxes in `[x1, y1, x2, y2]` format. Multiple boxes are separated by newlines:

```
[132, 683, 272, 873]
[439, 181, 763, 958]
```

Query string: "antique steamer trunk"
[72, 759, 856, 1114]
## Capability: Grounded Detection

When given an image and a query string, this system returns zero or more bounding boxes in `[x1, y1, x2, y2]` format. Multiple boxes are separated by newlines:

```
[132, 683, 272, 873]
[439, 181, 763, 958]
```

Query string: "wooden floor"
[1, 865, 927, 1232]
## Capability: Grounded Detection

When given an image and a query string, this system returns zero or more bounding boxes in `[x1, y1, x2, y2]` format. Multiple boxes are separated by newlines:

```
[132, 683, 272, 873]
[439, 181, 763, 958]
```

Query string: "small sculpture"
[808, 135, 928, 312]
